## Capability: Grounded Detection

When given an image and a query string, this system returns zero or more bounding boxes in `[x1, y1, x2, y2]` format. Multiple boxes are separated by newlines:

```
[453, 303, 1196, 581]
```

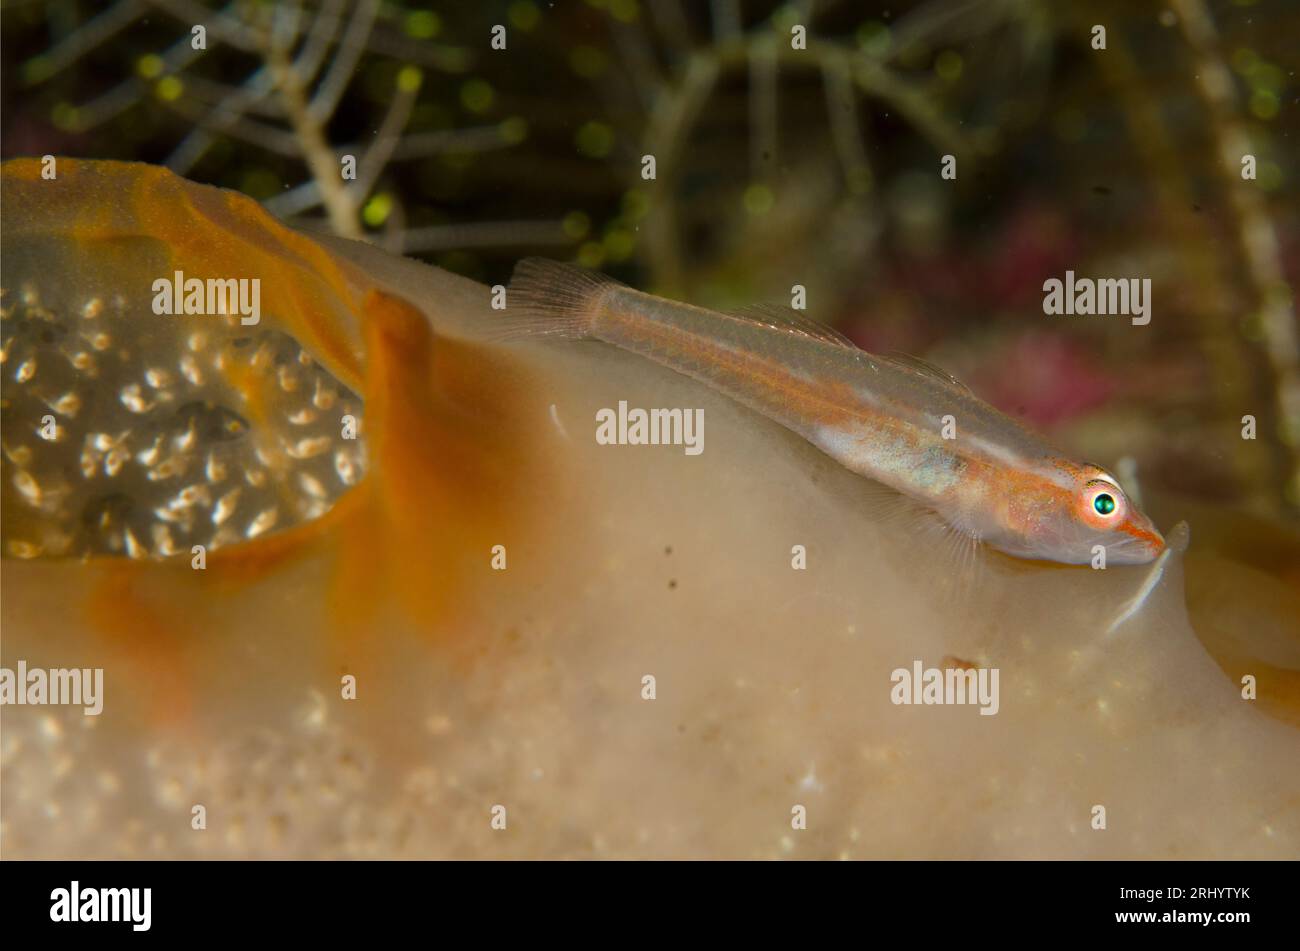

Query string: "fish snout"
[1109, 513, 1165, 565]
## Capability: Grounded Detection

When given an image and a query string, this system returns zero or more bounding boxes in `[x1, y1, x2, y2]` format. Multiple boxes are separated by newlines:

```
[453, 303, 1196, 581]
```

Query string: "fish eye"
[1082, 479, 1125, 522]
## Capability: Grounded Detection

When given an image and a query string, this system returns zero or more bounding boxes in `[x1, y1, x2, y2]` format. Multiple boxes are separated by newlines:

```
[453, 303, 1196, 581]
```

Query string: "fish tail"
[498, 257, 620, 341]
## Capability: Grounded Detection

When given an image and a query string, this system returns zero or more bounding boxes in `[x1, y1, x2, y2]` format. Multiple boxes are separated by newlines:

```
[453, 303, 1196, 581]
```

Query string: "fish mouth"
[1106, 521, 1166, 565]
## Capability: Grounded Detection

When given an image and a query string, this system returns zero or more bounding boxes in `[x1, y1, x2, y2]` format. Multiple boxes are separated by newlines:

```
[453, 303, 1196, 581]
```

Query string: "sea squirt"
[1, 160, 1296, 859]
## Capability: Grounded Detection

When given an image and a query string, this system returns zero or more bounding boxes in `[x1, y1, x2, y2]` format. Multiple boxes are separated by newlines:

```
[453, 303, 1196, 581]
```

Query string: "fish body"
[507, 258, 1164, 566]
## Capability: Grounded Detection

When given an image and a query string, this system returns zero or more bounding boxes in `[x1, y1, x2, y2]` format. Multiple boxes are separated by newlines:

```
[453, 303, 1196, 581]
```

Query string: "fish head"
[1024, 462, 1170, 563]
[987, 461, 1165, 565]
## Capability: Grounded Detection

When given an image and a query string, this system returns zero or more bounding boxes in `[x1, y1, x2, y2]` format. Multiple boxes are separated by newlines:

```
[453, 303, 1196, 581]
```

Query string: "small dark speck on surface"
[1092, 185, 1112, 195]
[668, 579, 677, 590]
[664, 545, 673, 556]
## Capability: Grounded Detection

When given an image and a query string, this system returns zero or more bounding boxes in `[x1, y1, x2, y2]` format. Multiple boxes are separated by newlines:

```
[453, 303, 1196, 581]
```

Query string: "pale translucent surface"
[2, 169, 1297, 859]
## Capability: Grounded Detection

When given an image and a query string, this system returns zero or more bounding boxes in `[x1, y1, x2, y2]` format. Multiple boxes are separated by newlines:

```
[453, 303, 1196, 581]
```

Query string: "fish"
[505, 258, 1166, 566]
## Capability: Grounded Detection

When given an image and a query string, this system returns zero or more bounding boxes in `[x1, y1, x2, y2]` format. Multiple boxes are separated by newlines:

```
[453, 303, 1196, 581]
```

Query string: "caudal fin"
[496, 257, 621, 341]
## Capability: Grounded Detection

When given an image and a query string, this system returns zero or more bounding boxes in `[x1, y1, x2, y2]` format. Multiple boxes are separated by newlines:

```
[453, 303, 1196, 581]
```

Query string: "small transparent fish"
[506, 258, 1165, 566]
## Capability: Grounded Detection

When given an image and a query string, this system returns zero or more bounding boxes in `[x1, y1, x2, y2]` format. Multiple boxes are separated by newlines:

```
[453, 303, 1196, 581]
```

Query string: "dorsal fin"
[726, 303, 861, 351]
[879, 351, 971, 393]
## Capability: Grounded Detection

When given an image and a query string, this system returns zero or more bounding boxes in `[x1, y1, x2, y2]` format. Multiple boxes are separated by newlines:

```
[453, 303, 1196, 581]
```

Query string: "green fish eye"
[1094, 493, 1116, 516]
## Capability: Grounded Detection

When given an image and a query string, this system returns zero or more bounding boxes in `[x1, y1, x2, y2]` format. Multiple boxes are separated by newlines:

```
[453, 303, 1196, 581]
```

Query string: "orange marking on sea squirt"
[1, 161, 558, 735]
[329, 288, 547, 637]
[3, 158, 369, 390]
[83, 562, 197, 726]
